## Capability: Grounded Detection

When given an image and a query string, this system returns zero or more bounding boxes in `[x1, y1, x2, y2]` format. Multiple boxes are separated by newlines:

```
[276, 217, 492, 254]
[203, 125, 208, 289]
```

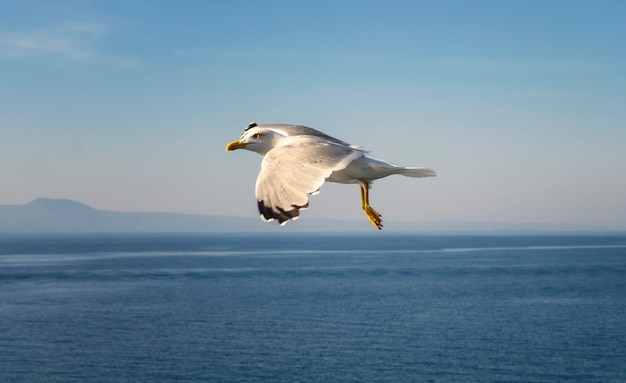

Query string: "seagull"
[225, 122, 436, 229]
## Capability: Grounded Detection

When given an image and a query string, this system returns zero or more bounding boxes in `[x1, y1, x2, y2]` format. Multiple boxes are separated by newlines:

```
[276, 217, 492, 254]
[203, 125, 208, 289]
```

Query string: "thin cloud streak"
[515, 90, 577, 98]
[0, 22, 136, 67]
[62, 21, 108, 36]
[413, 58, 609, 72]
[0, 33, 89, 61]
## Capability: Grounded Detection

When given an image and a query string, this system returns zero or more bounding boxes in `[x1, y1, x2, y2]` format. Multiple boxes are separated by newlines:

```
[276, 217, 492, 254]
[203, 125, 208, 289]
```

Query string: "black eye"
[252, 133, 261, 139]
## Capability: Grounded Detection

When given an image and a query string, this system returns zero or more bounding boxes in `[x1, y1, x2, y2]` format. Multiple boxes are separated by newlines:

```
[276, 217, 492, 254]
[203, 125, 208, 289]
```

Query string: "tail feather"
[398, 167, 436, 178]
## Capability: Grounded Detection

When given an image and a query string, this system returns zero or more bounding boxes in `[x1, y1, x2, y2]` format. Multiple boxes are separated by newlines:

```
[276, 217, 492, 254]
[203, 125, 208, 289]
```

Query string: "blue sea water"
[1, 233, 625, 383]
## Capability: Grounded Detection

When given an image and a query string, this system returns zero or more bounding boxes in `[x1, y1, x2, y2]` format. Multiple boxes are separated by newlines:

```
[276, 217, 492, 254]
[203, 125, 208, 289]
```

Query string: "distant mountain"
[0, 198, 620, 234]
[0, 198, 259, 233]
[0, 198, 368, 233]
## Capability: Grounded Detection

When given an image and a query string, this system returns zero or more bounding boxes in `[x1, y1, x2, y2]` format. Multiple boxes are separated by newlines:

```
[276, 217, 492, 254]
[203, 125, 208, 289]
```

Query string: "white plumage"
[226, 122, 435, 229]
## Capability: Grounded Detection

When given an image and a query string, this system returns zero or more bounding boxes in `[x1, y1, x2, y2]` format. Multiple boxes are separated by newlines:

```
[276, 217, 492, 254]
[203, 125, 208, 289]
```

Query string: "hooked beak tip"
[226, 140, 245, 151]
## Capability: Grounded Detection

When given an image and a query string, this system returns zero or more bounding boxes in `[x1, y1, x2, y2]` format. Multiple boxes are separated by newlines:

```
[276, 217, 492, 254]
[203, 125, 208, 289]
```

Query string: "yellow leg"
[360, 181, 382, 230]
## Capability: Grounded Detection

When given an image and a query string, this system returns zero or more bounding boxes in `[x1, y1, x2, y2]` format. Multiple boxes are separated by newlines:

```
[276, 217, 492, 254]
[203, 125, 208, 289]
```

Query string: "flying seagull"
[225, 122, 435, 229]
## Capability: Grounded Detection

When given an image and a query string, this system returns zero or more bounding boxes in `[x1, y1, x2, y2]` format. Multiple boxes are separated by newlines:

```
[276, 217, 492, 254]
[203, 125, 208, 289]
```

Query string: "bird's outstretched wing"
[255, 136, 363, 225]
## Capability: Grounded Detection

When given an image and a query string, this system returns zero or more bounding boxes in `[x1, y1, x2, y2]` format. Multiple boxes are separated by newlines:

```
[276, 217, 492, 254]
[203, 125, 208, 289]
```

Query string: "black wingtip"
[257, 200, 308, 225]
[245, 122, 257, 131]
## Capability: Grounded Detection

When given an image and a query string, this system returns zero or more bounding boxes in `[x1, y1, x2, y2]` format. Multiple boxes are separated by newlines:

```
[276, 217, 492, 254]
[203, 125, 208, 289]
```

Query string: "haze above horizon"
[1, 1, 625, 230]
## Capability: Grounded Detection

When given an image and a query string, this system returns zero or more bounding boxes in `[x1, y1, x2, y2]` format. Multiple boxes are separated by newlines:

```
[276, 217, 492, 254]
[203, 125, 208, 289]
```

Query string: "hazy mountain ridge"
[0, 198, 621, 234]
[0, 198, 261, 233]
[0, 198, 376, 233]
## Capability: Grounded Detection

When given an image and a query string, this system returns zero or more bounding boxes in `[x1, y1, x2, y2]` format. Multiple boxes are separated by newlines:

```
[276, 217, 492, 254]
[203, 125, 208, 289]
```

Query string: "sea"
[1, 233, 625, 383]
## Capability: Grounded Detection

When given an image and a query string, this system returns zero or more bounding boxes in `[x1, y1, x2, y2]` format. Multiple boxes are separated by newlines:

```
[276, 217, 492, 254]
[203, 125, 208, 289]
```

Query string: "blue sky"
[1, 0, 625, 230]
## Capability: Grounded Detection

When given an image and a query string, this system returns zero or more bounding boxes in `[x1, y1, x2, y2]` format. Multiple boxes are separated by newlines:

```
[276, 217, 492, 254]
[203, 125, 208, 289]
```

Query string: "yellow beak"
[225, 140, 247, 151]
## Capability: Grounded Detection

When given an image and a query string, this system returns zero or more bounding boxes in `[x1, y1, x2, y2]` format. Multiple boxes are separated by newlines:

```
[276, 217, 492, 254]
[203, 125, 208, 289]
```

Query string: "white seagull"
[226, 122, 436, 229]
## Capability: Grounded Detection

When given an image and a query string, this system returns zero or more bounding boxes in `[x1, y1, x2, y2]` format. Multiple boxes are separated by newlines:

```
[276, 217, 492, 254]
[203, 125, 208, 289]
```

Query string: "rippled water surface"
[1, 234, 625, 382]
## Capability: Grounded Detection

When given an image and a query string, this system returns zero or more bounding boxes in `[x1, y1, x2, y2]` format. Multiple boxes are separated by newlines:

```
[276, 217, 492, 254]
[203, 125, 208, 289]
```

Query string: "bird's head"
[225, 122, 285, 156]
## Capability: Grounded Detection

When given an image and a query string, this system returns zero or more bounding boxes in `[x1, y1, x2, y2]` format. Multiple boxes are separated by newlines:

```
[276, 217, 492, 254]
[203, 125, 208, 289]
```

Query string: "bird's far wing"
[255, 136, 363, 225]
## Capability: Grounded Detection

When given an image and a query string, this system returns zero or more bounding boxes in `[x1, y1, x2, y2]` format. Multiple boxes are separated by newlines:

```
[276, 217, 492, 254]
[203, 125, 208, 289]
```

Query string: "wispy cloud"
[0, 22, 137, 67]
[0, 32, 89, 61]
[415, 58, 608, 72]
[62, 21, 108, 36]
[515, 90, 576, 98]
